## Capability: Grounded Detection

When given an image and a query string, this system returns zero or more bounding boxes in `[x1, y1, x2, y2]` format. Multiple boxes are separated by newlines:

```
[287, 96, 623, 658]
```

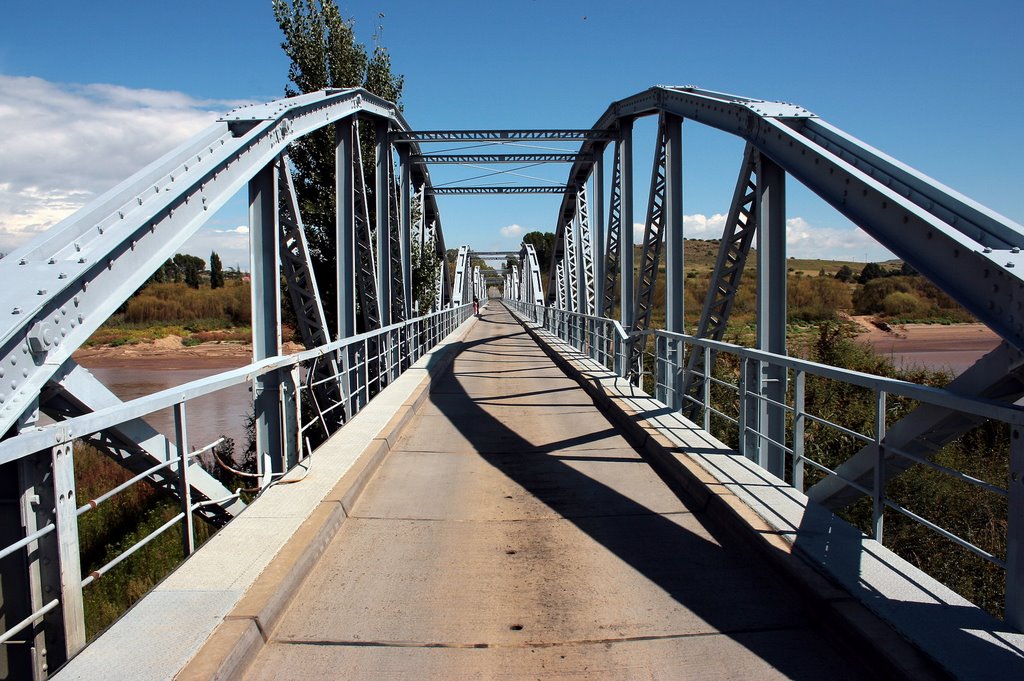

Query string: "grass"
[75, 443, 215, 639]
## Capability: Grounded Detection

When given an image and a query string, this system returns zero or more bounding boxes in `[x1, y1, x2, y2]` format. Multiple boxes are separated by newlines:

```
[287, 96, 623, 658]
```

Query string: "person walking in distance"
[473, 294, 480, 317]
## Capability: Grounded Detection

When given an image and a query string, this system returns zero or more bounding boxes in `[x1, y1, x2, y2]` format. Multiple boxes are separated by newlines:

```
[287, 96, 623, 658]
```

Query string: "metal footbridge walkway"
[2, 84, 1024, 679]
[68, 306, 877, 679]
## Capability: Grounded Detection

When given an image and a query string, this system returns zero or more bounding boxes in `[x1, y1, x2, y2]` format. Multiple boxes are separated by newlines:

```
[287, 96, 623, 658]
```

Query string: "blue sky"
[1, 0, 1021, 269]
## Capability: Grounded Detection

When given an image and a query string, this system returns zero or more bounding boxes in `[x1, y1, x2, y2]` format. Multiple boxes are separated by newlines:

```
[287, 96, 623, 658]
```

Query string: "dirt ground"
[73, 337, 304, 370]
[850, 316, 1001, 374]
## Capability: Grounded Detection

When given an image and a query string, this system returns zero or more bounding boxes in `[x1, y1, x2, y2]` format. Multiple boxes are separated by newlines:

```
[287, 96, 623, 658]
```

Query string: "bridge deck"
[242, 306, 867, 679]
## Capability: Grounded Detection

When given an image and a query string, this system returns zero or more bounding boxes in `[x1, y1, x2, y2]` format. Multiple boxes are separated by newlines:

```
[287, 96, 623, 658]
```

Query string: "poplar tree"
[273, 0, 404, 328]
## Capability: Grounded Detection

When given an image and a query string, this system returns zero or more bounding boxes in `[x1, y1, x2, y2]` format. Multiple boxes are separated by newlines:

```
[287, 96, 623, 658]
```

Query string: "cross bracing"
[411, 153, 591, 164]
[431, 186, 568, 195]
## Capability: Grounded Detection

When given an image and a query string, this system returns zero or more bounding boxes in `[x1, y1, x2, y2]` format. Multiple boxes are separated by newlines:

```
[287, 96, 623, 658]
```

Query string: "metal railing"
[507, 299, 1024, 626]
[0, 302, 471, 654]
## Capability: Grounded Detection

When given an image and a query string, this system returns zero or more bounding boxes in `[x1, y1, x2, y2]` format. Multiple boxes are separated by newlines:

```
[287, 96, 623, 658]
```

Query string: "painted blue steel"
[508, 301, 1023, 622]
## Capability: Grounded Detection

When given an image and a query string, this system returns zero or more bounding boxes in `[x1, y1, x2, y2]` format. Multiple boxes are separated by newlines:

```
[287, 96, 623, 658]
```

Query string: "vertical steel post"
[173, 403, 194, 557]
[399, 145, 413, 318]
[249, 162, 283, 484]
[794, 370, 806, 491]
[618, 119, 635, 335]
[756, 152, 787, 478]
[375, 118, 392, 327]
[872, 390, 887, 542]
[1008, 425, 1024, 631]
[703, 345, 712, 432]
[51, 442, 85, 659]
[664, 114, 684, 410]
[336, 117, 356, 340]
[593, 150, 606, 317]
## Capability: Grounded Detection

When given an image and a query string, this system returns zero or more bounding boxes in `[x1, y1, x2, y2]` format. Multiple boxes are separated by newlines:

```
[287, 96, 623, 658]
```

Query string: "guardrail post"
[702, 345, 712, 432]
[173, 404, 194, 557]
[793, 370, 806, 491]
[281, 368, 301, 466]
[872, 390, 887, 542]
[51, 441, 86, 659]
[1007, 425, 1024, 631]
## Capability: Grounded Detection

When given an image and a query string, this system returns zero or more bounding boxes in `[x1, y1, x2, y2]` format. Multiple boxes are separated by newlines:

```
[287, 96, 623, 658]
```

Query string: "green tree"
[857, 262, 888, 284]
[522, 231, 555, 277]
[834, 264, 854, 282]
[273, 0, 404, 330]
[210, 251, 225, 289]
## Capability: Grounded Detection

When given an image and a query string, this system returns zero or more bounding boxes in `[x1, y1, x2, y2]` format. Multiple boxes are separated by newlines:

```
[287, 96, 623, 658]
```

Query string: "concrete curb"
[508, 307, 951, 680]
[174, 318, 473, 681]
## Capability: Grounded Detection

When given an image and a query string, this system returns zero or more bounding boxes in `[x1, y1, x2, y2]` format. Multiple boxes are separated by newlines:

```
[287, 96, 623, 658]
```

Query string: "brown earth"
[73, 337, 304, 370]
[850, 316, 1001, 374]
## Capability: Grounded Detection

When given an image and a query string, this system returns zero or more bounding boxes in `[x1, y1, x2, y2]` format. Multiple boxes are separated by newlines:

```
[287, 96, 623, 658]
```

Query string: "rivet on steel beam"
[11, 307, 21, 315]
[37, 289, 46, 295]
[984, 247, 992, 253]
[18, 259, 26, 265]
[58, 273, 67, 279]
[47, 258, 55, 264]
[78, 257, 86, 264]
[1013, 247, 1021, 254]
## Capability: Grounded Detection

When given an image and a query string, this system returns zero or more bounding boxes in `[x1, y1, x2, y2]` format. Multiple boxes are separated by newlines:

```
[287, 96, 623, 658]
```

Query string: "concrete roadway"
[244, 305, 870, 680]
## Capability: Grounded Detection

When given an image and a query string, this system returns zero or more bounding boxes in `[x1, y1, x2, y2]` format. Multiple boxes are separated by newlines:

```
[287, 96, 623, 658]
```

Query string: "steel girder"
[562, 209, 579, 313]
[808, 344, 1024, 510]
[277, 157, 345, 429]
[452, 246, 470, 305]
[411, 153, 591, 164]
[432, 186, 569, 196]
[388, 154, 406, 323]
[681, 145, 759, 418]
[625, 114, 671, 376]
[521, 244, 545, 307]
[39, 362, 245, 523]
[575, 185, 597, 316]
[548, 84, 1024, 510]
[351, 122, 382, 331]
[602, 139, 623, 318]
[548, 85, 1024, 356]
[0, 88, 452, 527]
[555, 261, 567, 311]
[392, 129, 615, 143]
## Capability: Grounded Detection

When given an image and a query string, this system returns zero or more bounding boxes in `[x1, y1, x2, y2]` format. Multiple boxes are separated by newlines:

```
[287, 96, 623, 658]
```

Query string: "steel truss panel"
[388, 155, 406, 323]
[808, 344, 1024, 510]
[575, 185, 597, 316]
[39, 361, 244, 523]
[682, 144, 759, 416]
[555, 261, 567, 311]
[626, 116, 670, 374]
[392, 129, 615, 143]
[277, 157, 344, 425]
[602, 140, 623, 317]
[522, 244, 545, 307]
[549, 85, 1024, 357]
[563, 210, 579, 313]
[452, 246, 470, 305]
[411, 153, 590, 164]
[431, 186, 568, 195]
[352, 124, 382, 331]
[0, 88, 420, 438]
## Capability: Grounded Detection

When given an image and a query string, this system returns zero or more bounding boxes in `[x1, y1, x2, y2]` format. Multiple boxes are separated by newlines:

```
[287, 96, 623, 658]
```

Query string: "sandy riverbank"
[73, 336, 304, 370]
[850, 316, 1001, 374]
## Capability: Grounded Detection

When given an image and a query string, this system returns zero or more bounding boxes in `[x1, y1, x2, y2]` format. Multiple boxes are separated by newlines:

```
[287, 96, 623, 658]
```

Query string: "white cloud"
[500, 223, 525, 238]
[218, 225, 250, 235]
[624, 212, 892, 261]
[785, 217, 894, 261]
[0, 75, 247, 253]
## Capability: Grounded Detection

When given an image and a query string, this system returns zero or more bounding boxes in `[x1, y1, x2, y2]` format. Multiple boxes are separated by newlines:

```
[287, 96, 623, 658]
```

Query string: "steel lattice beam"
[681, 144, 758, 417]
[602, 140, 623, 317]
[626, 115, 670, 375]
[575, 185, 597, 316]
[431, 186, 568, 195]
[411, 153, 591, 164]
[392, 129, 615, 143]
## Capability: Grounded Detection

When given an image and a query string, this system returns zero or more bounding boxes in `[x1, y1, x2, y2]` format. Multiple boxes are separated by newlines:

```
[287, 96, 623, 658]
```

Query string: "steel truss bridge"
[0, 85, 1021, 679]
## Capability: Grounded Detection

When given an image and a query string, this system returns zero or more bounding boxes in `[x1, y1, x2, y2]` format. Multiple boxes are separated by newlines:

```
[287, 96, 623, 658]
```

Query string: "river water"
[74, 357, 252, 461]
